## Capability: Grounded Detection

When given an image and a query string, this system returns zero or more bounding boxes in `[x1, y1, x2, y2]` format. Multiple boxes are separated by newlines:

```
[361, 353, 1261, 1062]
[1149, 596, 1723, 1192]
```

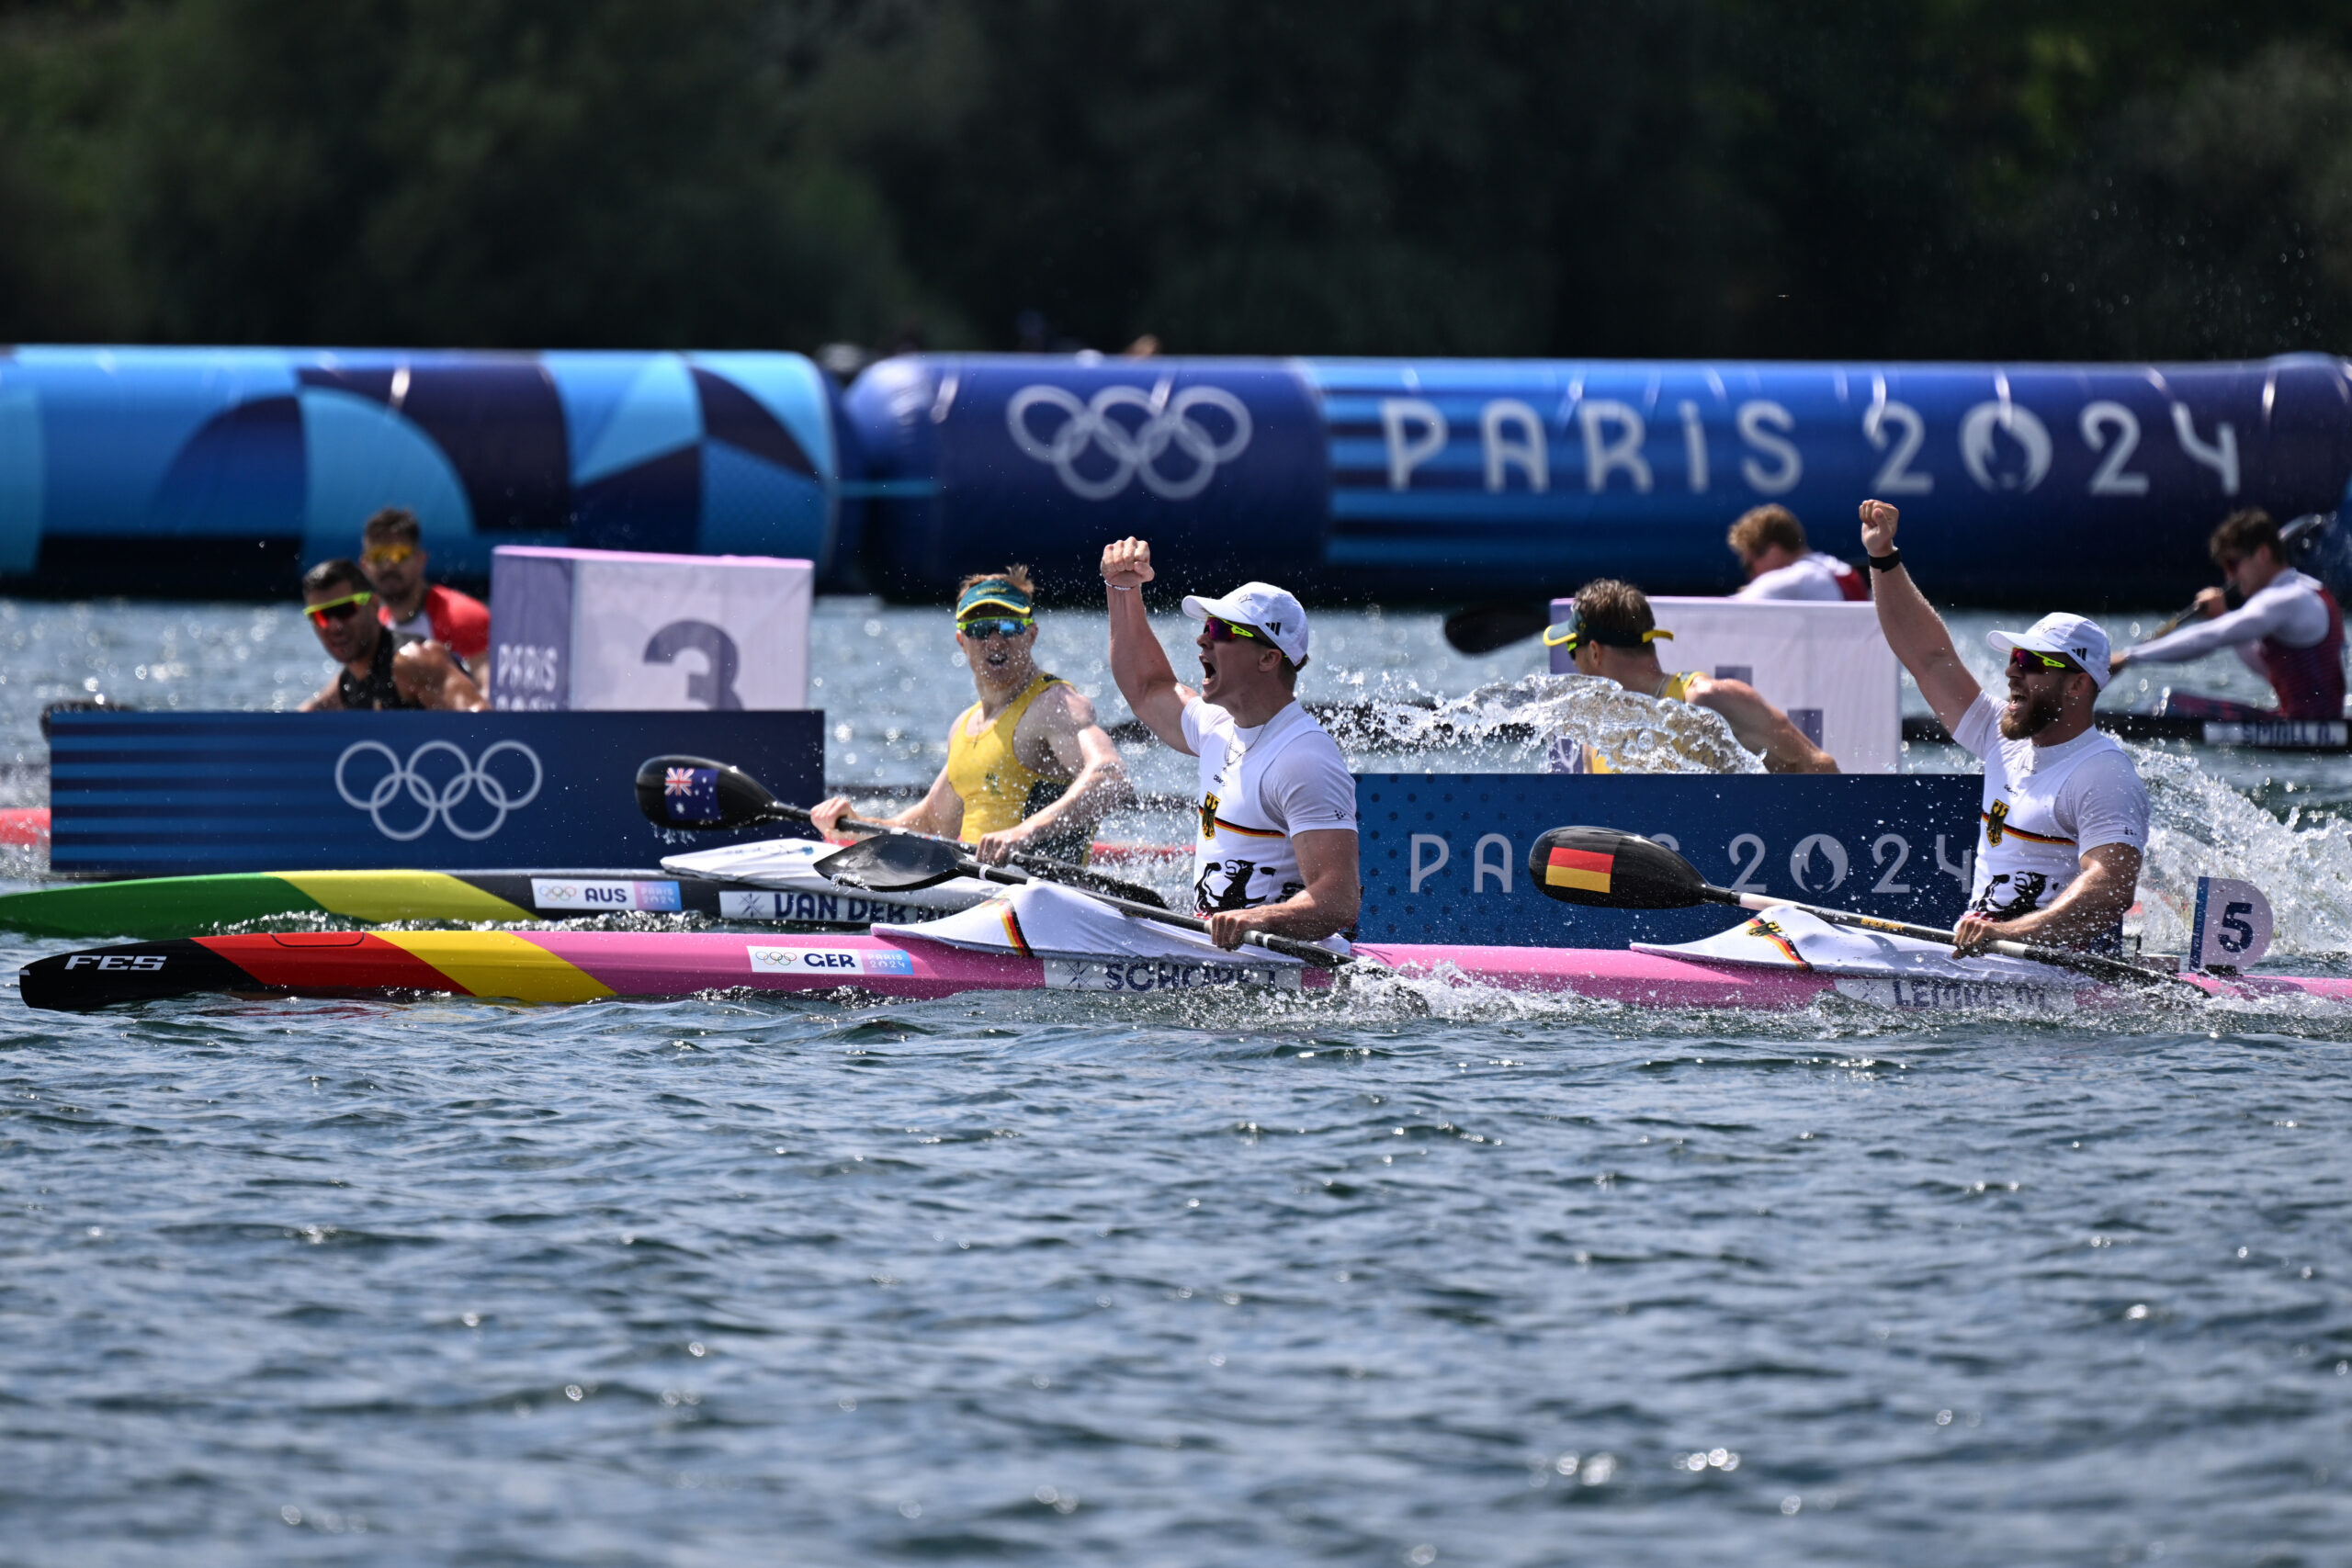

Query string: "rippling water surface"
[3, 598, 2349, 1565]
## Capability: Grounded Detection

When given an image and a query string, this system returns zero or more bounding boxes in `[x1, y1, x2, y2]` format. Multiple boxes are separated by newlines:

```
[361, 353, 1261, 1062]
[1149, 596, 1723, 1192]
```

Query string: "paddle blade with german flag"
[1526, 827, 1709, 910]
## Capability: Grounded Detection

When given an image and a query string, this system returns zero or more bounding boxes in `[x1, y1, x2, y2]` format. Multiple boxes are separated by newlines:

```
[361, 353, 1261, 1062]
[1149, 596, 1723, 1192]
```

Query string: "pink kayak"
[19, 929, 2352, 1012]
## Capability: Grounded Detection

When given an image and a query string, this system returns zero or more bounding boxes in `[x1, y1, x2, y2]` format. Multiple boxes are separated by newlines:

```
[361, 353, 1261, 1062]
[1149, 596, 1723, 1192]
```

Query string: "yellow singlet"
[944, 671, 1090, 862]
[1569, 671, 1702, 775]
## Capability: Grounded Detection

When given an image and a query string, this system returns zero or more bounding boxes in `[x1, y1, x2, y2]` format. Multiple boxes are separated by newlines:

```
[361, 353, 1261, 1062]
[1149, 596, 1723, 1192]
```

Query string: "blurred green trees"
[0, 0, 2346, 358]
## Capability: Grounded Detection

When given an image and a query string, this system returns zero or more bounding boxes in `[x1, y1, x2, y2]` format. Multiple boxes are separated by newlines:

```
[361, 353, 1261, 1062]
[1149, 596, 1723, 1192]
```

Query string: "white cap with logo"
[1986, 613, 2114, 690]
[1182, 581, 1310, 665]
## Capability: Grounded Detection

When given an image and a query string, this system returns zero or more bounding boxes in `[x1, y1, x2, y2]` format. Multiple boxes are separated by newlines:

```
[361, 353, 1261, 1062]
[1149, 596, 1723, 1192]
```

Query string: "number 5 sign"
[2189, 876, 2274, 970]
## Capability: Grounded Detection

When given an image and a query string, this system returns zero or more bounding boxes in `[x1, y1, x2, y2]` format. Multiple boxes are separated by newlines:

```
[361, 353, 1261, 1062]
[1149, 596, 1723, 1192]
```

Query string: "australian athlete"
[810, 569, 1126, 863]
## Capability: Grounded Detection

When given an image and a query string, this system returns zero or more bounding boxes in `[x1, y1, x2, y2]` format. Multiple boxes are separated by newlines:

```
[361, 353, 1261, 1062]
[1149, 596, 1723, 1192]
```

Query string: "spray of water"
[2131, 744, 2352, 956]
[1336, 673, 1765, 775]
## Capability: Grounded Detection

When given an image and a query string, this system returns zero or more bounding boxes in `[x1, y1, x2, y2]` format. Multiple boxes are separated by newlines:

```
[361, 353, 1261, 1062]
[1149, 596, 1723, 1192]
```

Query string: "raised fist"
[1858, 499, 1901, 557]
[1101, 536, 1156, 591]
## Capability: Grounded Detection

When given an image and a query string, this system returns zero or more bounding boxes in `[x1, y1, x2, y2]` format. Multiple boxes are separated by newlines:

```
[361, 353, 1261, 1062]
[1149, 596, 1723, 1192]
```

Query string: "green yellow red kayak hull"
[0, 870, 934, 939]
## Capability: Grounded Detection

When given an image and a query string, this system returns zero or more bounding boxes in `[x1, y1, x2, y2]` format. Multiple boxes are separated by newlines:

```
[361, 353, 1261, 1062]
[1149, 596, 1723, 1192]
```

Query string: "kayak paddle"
[1525, 825, 2194, 992]
[812, 835, 1348, 970]
[633, 754, 1169, 909]
[1442, 602, 1555, 655]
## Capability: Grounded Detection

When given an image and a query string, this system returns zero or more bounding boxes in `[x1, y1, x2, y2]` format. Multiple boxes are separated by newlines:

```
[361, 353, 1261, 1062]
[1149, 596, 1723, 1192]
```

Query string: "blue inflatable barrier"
[6, 345, 2349, 604]
[0, 347, 846, 596]
[850, 352, 2352, 604]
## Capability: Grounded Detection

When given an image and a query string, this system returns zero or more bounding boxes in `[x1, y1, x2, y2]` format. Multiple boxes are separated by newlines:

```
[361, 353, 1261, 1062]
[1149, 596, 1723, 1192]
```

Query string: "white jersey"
[1181, 697, 1357, 913]
[1951, 693, 2149, 924]
[1733, 552, 1855, 603]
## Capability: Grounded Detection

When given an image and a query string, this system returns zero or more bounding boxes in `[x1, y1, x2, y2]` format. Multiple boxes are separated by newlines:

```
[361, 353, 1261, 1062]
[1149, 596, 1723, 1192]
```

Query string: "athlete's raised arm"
[1860, 499, 1982, 732]
[1102, 536, 1197, 753]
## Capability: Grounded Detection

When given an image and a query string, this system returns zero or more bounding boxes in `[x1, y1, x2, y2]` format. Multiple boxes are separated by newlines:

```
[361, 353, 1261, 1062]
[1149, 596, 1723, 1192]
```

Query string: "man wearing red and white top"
[1728, 504, 1868, 603]
[1101, 536, 1359, 953]
[2109, 508, 2346, 721]
[361, 507, 491, 673]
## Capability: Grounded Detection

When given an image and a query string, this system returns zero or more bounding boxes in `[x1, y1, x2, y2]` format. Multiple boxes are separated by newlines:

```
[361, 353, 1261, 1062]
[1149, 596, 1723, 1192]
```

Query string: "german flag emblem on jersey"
[1544, 845, 1614, 893]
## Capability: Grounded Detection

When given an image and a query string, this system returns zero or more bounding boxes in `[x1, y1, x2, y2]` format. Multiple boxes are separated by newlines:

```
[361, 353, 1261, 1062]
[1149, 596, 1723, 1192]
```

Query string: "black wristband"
[1867, 547, 1904, 571]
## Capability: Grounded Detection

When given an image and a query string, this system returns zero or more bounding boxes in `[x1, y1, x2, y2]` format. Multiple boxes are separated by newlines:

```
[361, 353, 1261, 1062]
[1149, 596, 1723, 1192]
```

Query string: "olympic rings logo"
[334, 739, 545, 841]
[1005, 380, 1253, 501]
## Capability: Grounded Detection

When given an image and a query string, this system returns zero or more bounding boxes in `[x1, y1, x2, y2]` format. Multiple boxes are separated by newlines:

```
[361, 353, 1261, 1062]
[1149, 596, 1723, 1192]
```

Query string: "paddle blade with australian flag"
[664, 766, 722, 824]
[1527, 827, 1708, 909]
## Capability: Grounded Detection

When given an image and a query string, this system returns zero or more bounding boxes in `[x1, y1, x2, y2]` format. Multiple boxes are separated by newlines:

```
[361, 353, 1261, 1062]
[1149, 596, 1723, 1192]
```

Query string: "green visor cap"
[956, 579, 1035, 619]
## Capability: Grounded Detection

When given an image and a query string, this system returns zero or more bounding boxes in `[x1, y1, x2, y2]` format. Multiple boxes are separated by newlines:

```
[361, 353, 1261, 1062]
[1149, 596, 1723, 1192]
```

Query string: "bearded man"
[1859, 499, 2149, 954]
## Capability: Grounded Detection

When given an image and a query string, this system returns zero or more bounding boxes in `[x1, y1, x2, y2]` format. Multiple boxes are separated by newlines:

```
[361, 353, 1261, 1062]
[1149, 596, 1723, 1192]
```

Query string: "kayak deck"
[0, 868, 958, 940]
[22, 930, 2352, 1012]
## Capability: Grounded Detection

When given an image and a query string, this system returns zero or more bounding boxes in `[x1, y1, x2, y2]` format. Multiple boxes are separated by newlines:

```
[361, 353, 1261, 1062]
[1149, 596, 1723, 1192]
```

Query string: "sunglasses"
[306, 590, 373, 627]
[362, 542, 418, 569]
[957, 616, 1033, 641]
[2007, 647, 2079, 676]
[1203, 616, 1263, 643]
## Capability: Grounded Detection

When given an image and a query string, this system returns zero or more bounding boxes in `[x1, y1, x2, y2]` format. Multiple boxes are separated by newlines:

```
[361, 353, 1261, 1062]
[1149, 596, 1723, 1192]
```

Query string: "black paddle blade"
[1525, 827, 1709, 909]
[634, 755, 777, 829]
[1442, 602, 1554, 656]
[814, 835, 970, 892]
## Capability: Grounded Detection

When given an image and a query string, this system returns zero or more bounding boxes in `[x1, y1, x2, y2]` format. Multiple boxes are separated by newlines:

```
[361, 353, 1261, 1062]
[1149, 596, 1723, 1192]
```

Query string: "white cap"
[1182, 581, 1309, 665]
[1987, 613, 2113, 690]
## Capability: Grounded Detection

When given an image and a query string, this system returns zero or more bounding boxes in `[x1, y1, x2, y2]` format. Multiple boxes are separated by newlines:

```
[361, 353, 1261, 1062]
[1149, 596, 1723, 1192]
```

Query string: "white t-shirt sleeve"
[2060, 751, 2151, 854]
[1264, 734, 1359, 834]
[1180, 695, 1216, 754]
[1950, 691, 2003, 760]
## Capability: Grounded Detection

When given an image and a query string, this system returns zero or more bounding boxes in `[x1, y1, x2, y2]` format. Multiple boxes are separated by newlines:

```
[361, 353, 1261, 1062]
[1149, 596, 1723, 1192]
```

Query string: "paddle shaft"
[2146, 598, 2204, 641]
[1701, 886, 2182, 988]
[916, 853, 1348, 969]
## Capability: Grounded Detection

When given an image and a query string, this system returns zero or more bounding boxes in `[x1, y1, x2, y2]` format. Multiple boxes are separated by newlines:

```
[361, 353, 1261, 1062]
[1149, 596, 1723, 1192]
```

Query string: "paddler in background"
[809, 568, 1127, 865]
[1859, 498, 2149, 954]
[296, 559, 486, 712]
[1100, 537, 1360, 951]
[359, 507, 491, 676]
[1727, 505, 1869, 602]
[2108, 508, 2346, 720]
[1544, 580, 1839, 773]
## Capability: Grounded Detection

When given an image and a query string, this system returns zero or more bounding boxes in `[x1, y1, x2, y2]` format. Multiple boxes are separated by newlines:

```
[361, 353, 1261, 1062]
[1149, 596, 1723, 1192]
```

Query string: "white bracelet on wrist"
[1107, 582, 1136, 592]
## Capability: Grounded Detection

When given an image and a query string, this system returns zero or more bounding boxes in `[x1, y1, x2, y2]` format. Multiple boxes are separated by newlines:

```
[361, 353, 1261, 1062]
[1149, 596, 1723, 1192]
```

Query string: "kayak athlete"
[1101, 536, 1359, 952]
[810, 569, 1127, 864]
[1727, 505, 1868, 603]
[297, 559, 485, 713]
[359, 507, 491, 674]
[1544, 579, 1839, 773]
[1860, 498, 2149, 953]
[2109, 509, 2346, 721]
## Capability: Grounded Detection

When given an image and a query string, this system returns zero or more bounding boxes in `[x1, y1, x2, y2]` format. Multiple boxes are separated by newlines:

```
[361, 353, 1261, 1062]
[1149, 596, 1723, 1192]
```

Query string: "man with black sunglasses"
[809, 567, 1126, 864]
[1101, 536, 1359, 953]
[297, 558, 485, 713]
[1860, 499, 2147, 954]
